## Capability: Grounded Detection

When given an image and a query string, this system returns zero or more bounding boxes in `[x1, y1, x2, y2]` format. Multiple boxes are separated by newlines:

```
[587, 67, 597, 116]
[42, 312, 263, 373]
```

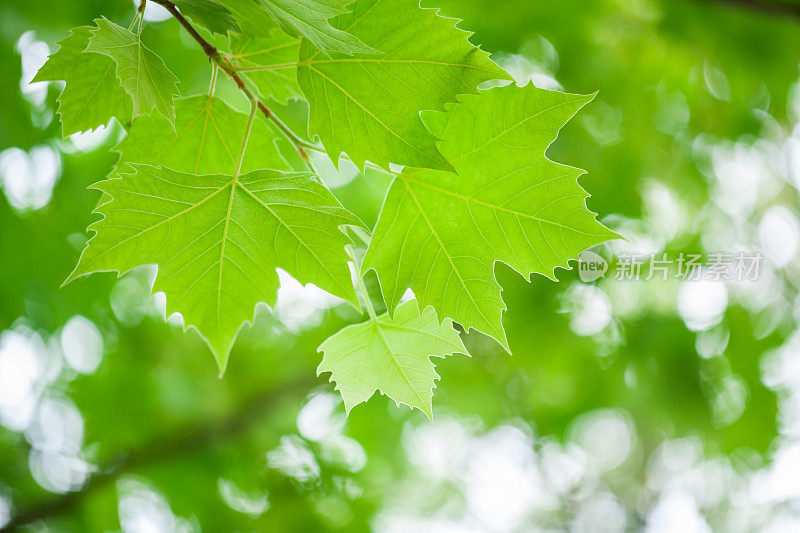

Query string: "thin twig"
[148, 0, 313, 166]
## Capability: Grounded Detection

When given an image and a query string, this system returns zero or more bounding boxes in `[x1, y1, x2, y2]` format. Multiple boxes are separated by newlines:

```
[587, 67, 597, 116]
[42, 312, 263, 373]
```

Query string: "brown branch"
[149, 0, 313, 165]
[0, 378, 313, 532]
[694, 0, 800, 17]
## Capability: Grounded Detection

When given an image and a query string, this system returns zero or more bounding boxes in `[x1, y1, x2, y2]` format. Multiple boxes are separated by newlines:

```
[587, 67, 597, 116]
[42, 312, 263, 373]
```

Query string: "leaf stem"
[255, 101, 314, 171]
[147, 0, 315, 166]
[208, 64, 218, 97]
[129, 1, 144, 31]
[235, 102, 257, 177]
[301, 142, 395, 175]
[353, 264, 378, 321]
[134, 0, 147, 34]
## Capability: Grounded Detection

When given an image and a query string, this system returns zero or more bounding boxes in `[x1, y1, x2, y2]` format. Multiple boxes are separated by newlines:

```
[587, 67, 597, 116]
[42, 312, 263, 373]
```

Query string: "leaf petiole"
[353, 263, 378, 321]
[235, 102, 257, 178]
[208, 64, 218, 97]
[150, 0, 317, 172]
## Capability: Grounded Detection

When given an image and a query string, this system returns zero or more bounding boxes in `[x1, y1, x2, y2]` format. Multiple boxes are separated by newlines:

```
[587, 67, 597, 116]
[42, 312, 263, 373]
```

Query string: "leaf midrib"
[300, 57, 501, 74]
[400, 174, 604, 236]
[307, 64, 443, 166]
[400, 181, 497, 334]
[370, 320, 428, 408]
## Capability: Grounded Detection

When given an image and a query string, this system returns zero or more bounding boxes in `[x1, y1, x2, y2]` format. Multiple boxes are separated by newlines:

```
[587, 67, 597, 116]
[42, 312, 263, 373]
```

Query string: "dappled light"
[3, 0, 800, 530]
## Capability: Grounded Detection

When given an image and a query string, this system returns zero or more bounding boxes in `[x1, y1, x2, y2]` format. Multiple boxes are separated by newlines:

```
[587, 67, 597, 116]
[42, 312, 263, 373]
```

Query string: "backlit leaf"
[86, 18, 180, 125]
[364, 83, 620, 348]
[297, 0, 510, 171]
[115, 94, 290, 174]
[67, 166, 360, 372]
[218, 0, 375, 55]
[33, 26, 132, 136]
[227, 32, 302, 105]
[176, 0, 240, 35]
[318, 298, 466, 418]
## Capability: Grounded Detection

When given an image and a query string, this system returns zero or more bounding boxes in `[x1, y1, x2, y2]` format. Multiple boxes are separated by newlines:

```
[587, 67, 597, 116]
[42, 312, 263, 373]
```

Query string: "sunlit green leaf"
[364, 83, 619, 348]
[67, 166, 360, 371]
[297, 0, 510, 171]
[218, 0, 375, 55]
[227, 32, 302, 105]
[86, 18, 180, 125]
[318, 298, 466, 418]
[176, 0, 240, 35]
[32, 26, 132, 136]
[116, 94, 290, 174]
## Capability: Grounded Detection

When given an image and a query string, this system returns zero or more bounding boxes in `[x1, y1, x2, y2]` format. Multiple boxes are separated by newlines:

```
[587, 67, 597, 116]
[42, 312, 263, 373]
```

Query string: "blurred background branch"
[0, 379, 312, 532]
[700, 0, 800, 17]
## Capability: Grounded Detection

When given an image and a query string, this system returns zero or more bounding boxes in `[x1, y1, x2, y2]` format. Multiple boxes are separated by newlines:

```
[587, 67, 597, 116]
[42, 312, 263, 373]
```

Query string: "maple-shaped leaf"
[66, 166, 360, 372]
[176, 0, 240, 35]
[227, 32, 302, 105]
[86, 18, 180, 125]
[217, 0, 375, 55]
[318, 299, 465, 418]
[363, 83, 620, 348]
[33, 26, 133, 136]
[297, 0, 510, 172]
[116, 94, 290, 174]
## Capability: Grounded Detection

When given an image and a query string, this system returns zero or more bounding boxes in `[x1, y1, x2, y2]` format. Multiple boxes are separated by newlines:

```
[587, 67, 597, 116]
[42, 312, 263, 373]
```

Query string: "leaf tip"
[212, 348, 230, 377]
[60, 271, 80, 289]
[419, 403, 434, 422]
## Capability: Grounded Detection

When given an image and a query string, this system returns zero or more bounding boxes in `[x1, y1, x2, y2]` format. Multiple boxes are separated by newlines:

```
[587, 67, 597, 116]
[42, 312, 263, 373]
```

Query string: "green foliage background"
[1, 0, 799, 530]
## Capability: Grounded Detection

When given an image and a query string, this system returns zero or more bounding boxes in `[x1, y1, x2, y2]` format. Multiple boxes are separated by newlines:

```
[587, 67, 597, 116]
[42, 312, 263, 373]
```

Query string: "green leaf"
[115, 94, 290, 174]
[86, 18, 180, 125]
[66, 166, 360, 372]
[176, 0, 240, 35]
[297, 0, 510, 171]
[218, 0, 375, 55]
[363, 83, 620, 348]
[318, 298, 466, 418]
[33, 26, 133, 136]
[227, 32, 302, 105]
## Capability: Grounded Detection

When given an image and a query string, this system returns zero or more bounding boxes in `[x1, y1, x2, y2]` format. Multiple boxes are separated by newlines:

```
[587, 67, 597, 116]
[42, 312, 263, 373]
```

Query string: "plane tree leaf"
[33, 26, 133, 136]
[227, 32, 302, 105]
[46, 0, 618, 404]
[176, 0, 240, 35]
[66, 166, 361, 372]
[318, 299, 466, 418]
[115, 94, 290, 174]
[363, 83, 620, 348]
[297, 0, 510, 171]
[86, 18, 180, 125]
[218, 0, 375, 55]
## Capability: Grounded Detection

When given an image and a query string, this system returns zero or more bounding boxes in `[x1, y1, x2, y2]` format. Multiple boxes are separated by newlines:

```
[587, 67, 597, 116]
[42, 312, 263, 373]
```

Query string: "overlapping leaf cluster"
[37, 0, 617, 416]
